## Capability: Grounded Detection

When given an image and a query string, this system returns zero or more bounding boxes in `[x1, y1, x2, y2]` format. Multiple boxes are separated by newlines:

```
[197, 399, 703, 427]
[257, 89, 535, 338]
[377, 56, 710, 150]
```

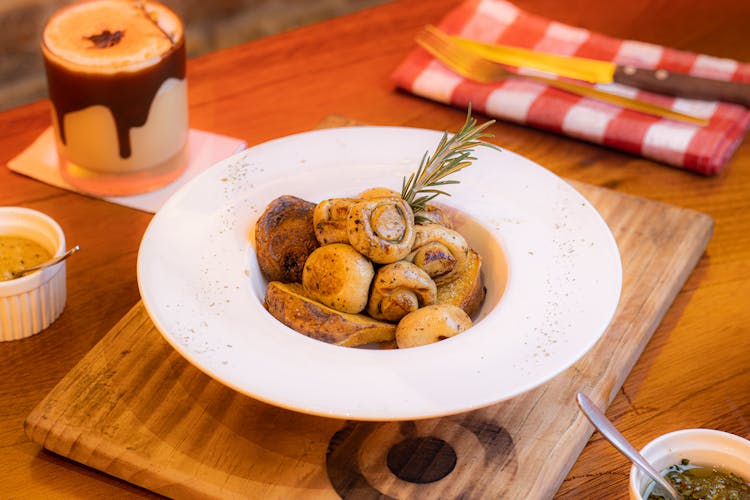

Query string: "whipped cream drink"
[42, 0, 188, 195]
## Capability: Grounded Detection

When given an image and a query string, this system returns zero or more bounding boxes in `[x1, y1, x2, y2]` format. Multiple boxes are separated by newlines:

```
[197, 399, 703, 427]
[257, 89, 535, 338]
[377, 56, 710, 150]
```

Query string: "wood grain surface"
[24, 115, 712, 498]
[2, 0, 749, 498]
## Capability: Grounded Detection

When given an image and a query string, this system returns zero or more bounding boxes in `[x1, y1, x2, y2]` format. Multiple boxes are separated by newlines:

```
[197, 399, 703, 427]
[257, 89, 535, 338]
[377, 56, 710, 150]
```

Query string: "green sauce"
[647, 459, 750, 500]
[0, 236, 52, 281]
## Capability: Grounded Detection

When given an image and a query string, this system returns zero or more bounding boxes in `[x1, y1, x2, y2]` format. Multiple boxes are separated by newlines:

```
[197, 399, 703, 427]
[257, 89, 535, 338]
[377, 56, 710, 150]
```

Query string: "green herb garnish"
[401, 106, 500, 220]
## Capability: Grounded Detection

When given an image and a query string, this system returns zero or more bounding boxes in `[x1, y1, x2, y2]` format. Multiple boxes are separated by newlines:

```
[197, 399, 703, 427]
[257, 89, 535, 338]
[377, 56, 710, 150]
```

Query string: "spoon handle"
[13, 245, 80, 277]
[576, 392, 682, 500]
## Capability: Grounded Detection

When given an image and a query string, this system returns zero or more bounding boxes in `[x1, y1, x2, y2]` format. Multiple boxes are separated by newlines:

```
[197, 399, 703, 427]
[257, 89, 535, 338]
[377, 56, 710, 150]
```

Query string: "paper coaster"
[7, 127, 246, 213]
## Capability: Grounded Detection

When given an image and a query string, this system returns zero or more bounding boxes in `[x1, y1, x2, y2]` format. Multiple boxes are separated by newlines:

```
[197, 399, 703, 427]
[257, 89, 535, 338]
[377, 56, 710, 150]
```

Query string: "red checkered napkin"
[392, 0, 750, 175]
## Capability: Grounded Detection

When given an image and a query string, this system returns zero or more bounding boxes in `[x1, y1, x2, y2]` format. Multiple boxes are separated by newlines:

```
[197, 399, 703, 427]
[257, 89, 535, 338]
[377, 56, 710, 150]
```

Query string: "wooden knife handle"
[613, 65, 750, 107]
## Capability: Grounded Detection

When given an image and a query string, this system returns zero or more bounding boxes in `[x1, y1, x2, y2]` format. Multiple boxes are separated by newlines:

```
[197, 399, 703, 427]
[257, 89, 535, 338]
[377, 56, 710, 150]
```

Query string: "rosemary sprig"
[401, 107, 500, 218]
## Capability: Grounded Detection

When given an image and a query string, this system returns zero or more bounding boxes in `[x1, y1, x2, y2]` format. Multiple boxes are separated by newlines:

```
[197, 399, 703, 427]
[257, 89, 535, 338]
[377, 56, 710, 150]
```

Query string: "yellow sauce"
[0, 236, 52, 281]
[647, 460, 750, 500]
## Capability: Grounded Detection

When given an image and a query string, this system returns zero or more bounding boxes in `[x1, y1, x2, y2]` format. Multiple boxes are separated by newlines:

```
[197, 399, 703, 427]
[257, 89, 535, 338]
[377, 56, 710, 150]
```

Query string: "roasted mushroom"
[436, 249, 485, 318]
[417, 204, 453, 228]
[346, 197, 415, 264]
[302, 243, 374, 314]
[313, 197, 360, 245]
[406, 223, 470, 286]
[358, 187, 400, 199]
[254, 195, 319, 283]
[367, 261, 437, 322]
[395, 304, 472, 348]
[359, 187, 454, 229]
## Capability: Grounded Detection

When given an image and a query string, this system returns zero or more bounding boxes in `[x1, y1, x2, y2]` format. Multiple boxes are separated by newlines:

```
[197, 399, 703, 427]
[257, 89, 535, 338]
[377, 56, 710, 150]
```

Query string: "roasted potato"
[264, 281, 396, 347]
[255, 195, 319, 283]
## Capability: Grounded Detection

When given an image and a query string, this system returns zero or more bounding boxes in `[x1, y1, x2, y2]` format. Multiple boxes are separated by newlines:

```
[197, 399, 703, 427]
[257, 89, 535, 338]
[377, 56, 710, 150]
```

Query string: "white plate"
[138, 126, 622, 421]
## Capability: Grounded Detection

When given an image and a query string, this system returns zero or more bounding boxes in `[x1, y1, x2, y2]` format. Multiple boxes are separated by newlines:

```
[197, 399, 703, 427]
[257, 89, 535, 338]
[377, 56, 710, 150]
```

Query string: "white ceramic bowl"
[0, 207, 67, 341]
[629, 428, 750, 499]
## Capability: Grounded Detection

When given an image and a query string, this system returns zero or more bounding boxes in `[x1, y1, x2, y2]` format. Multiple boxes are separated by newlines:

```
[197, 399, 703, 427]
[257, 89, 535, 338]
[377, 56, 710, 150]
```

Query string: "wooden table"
[1, 0, 748, 497]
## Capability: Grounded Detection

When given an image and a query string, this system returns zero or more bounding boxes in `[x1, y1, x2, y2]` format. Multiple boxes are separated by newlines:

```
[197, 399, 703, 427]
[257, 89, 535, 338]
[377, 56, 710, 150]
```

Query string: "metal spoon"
[12, 245, 80, 279]
[576, 392, 682, 500]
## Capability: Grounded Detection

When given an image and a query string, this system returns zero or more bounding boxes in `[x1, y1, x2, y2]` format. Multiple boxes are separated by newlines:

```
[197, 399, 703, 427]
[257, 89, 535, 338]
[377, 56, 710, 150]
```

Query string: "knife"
[449, 34, 750, 107]
[418, 25, 708, 125]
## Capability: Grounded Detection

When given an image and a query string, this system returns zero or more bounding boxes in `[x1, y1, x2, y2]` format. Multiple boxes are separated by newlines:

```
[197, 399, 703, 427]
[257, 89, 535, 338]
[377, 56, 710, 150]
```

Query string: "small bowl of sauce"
[630, 429, 750, 500]
[0, 207, 68, 341]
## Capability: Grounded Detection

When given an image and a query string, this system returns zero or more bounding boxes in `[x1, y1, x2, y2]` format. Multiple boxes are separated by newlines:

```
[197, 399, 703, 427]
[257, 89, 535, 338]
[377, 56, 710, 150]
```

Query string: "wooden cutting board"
[25, 116, 713, 499]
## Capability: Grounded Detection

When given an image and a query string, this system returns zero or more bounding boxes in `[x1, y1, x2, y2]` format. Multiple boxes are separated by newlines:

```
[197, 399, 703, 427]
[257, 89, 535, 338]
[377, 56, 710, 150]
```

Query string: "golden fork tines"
[415, 26, 708, 126]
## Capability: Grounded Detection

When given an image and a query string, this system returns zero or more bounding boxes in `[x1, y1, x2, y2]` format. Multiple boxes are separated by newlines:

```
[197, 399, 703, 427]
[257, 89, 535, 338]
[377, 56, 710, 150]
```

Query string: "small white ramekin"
[0, 207, 67, 341]
[629, 428, 750, 499]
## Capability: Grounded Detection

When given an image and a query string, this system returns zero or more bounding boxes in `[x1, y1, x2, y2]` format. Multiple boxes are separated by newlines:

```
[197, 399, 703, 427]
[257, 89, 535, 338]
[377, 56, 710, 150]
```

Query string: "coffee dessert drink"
[42, 0, 188, 195]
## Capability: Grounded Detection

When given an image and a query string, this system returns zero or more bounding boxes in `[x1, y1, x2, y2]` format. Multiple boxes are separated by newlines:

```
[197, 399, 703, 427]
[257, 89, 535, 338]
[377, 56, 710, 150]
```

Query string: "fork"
[415, 26, 708, 126]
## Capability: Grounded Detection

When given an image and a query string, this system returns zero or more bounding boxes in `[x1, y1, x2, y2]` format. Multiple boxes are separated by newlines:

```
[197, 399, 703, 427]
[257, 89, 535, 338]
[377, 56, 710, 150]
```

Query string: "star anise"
[85, 30, 124, 49]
